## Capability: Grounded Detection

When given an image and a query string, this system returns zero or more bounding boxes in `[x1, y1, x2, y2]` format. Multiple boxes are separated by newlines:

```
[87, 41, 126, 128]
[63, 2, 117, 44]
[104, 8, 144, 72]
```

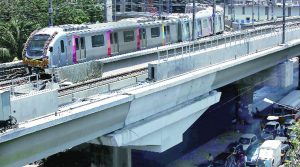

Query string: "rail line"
[58, 68, 148, 96]
[0, 61, 30, 84]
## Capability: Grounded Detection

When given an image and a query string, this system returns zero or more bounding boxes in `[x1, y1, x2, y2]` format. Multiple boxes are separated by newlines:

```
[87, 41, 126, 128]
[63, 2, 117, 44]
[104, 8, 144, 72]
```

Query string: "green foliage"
[0, 48, 12, 63]
[0, 18, 39, 61]
[285, 121, 300, 167]
[54, 6, 90, 24]
[0, 0, 104, 63]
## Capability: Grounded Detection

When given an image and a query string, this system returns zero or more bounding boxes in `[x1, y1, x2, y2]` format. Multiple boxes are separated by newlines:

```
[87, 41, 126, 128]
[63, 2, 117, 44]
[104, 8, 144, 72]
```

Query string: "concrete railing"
[149, 23, 300, 81]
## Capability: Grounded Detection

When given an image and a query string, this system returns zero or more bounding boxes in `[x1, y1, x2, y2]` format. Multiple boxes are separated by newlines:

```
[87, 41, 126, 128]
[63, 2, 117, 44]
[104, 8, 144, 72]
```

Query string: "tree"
[54, 6, 90, 25]
[53, 0, 104, 24]
[0, 48, 12, 63]
[0, 18, 38, 61]
[285, 121, 300, 166]
[0, 0, 104, 63]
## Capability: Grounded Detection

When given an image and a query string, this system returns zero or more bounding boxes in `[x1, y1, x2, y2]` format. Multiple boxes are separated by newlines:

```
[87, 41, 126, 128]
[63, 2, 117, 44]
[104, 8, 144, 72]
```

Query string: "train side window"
[197, 20, 202, 35]
[151, 27, 160, 38]
[197, 20, 201, 28]
[91, 34, 104, 47]
[185, 22, 190, 36]
[75, 38, 79, 50]
[123, 30, 134, 42]
[265, 7, 268, 15]
[164, 25, 170, 35]
[219, 16, 222, 30]
[80, 37, 85, 49]
[60, 40, 65, 53]
[203, 19, 208, 28]
[228, 6, 232, 14]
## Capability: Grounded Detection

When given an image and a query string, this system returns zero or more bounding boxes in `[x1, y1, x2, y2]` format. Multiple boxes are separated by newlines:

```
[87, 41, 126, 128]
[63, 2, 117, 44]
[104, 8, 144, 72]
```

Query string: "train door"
[75, 37, 86, 61]
[139, 28, 147, 48]
[164, 25, 171, 44]
[67, 35, 73, 64]
[110, 32, 119, 54]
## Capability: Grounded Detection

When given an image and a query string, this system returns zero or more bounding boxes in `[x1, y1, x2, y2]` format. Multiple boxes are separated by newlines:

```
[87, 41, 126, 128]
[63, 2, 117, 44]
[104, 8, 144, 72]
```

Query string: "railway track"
[58, 68, 148, 96]
[0, 61, 30, 84]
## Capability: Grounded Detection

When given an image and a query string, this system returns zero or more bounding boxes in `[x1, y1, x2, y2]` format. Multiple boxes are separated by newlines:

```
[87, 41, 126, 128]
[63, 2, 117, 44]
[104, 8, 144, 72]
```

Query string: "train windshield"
[27, 35, 50, 57]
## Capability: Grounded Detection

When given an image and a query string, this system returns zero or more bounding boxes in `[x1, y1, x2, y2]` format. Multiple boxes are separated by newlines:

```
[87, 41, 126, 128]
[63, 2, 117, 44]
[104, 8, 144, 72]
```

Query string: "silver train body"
[23, 6, 224, 68]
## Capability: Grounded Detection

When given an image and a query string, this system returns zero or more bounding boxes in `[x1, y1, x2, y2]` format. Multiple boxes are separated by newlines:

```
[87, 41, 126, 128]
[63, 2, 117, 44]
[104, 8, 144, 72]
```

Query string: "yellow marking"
[23, 58, 49, 68]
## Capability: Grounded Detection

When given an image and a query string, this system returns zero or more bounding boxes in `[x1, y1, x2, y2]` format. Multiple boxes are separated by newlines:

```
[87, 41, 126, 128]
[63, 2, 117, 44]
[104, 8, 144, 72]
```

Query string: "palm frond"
[0, 47, 13, 63]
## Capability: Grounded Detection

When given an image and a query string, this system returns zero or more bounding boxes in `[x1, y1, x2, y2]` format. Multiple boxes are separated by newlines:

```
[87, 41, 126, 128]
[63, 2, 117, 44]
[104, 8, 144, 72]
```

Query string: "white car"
[261, 121, 281, 140]
[239, 133, 258, 152]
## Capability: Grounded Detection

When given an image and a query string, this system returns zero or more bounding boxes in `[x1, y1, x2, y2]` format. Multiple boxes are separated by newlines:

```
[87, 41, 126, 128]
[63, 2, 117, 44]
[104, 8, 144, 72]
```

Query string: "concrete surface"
[52, 61, 103, 83]
[11, 89, 58, 123]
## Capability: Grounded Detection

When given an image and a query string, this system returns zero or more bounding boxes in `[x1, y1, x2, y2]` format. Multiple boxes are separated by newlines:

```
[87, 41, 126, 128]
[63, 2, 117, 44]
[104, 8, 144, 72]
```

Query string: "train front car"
[23, 27, 62, 69]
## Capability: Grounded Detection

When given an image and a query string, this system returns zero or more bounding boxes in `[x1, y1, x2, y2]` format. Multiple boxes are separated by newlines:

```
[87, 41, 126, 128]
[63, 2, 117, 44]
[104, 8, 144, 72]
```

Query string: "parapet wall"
[11, 89, 58, 122]
[149, 27, 300, 81]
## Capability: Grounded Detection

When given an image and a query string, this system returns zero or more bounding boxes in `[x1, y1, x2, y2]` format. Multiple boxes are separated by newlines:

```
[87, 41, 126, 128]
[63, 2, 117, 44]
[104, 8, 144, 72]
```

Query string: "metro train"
[22, 6, 224, 69]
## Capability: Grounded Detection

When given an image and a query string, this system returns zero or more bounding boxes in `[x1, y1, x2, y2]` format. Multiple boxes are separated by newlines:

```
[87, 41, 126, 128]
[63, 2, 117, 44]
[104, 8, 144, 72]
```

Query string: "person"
[208, 153, 213, 165]
[238, 153, 246, 167]
[244, 154, 247, 167]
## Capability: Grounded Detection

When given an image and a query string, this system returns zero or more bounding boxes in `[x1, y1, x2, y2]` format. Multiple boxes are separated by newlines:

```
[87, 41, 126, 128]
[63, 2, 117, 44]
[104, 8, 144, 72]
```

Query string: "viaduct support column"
[112, 147, 132, 167]
[266, 60, 294, 89]
[89, 144, 132, 167]
[235, 82, 254, 124]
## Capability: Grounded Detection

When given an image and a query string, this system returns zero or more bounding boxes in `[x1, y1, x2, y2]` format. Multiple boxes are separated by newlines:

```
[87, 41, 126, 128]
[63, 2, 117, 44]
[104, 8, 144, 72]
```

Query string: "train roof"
[119, 17, 178, 25]
[88, 21, 138, 30]
[35, 26, 63, 35]
[34, 6, 224, 36]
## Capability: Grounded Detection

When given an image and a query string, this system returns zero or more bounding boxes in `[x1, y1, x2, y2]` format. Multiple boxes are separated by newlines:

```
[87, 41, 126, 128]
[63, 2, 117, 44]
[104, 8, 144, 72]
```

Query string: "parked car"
[246, 143, 260, 167]
[225, 141, 243, 154]
[212, 152, 236, 167]
[283, 119, 295, 128]
[261, 121, 281, 140]
[239, 134, 258, 152]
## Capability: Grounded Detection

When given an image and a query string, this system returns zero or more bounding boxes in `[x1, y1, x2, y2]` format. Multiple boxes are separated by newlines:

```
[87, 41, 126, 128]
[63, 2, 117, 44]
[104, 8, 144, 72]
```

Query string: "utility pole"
[223, 0, 226, 30]
[257, 0, 260, 21]
[159, 0, 162, 17]
[267, 2, 269, 20]
[282, 0, 286, 44]
[271, 1, 274, 19]
[213, 0, 216, 35]
[48, 0, 53, 27]
[230, 0, 233, 27]
[115, 0, 117, 21]
[252, 0, 254, 28]
[192, 0, 195, 40]
[167, 0, 170, 14]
